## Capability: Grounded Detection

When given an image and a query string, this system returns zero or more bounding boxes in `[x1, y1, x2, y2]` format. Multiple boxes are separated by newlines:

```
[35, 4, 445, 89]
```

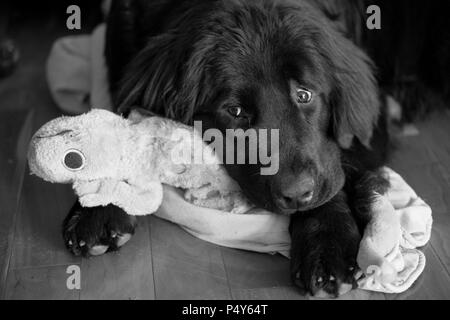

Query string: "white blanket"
[46, 24, 433, 294]
[156, 168, 432, 294]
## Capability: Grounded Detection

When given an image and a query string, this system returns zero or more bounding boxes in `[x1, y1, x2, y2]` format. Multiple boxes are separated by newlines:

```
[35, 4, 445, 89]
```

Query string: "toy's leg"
[289, 191, 361, 298]
[115, 181, 163, 215]
[76, 180, 163, 216]
[62, 200, 137, 257]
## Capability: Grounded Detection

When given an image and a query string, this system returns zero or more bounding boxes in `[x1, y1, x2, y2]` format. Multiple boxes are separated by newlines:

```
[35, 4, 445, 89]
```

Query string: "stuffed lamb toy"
[28, 109, 252, 216]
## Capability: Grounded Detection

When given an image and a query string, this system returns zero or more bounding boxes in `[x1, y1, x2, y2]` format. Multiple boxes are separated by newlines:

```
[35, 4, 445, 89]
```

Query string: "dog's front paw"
[290, 211, 361, 298]
[62, 200, 137, 257]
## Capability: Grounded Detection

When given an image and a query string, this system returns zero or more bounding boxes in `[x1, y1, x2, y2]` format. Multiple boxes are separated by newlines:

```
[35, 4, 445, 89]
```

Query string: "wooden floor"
[1, 19, 450, 300]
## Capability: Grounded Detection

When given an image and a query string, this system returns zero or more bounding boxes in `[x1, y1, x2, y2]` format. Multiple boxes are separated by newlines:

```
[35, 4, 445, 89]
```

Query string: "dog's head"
[118, 0, 379, 214]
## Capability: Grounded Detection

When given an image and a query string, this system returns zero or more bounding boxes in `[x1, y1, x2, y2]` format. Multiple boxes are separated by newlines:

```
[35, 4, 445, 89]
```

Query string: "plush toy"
[28, 109, 253, 216]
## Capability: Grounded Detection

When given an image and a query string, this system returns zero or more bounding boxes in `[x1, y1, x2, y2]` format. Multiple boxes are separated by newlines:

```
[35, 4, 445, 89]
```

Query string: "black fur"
[60, 0, 450, 297]
[63, 201, 136, 257]
[290, 191, 361, 296]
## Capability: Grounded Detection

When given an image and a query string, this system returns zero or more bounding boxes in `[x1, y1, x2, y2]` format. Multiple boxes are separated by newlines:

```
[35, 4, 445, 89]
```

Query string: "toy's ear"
[87, 108, 122, 122]
[80, 109, 128, 132]
[127, 108, 158, 123]
[321, 31, 380, 149]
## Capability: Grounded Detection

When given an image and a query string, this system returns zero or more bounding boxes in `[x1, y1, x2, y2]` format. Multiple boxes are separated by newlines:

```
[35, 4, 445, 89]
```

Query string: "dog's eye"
[296, 88, 313, 104]
[227, 106, 243, 118]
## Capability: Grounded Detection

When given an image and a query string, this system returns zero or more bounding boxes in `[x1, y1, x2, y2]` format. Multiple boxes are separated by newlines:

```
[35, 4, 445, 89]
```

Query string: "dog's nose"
[275, 174, 315, 210]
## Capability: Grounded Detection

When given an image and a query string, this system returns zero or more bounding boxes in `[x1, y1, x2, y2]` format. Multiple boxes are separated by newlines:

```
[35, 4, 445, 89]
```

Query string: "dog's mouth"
[275, 208, 298, 215]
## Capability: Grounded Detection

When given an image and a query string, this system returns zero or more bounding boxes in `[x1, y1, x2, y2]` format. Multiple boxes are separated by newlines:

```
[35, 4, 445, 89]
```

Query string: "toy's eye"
[63, 149, 85, 171]
[227, 106, 243, 118]
[296, 88, 313, 104]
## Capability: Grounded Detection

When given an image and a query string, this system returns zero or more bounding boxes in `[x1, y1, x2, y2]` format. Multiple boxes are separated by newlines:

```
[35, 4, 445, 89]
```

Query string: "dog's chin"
[273, 208, 298, 215]
[248, 193, 322, 215]
[271, 201, 323, 215]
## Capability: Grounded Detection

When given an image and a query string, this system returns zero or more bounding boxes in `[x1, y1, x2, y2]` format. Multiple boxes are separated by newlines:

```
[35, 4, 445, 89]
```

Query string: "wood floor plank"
[10, 175, 79, 269]
[337, 289, 385, 300]
[80, 218, 155, 300]
[0, 109, 34, 298]
[149, 216, 231, 299]
[416, 111, 450, 166]
[4, 265, 80, 300]
[221, 234, 385, 300]
[389, 133, 439, 170]
[231, 286, 386, 300]
[231, 286, 305, 300]
[3, 21, 81, 272]
[1, 5, 79, 272]
[221, 248, 290, 290]
[390, 163, 450, 220]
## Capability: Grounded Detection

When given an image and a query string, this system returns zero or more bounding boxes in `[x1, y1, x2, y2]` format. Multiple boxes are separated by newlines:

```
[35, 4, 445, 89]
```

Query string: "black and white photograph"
[0, 0, 450, 304]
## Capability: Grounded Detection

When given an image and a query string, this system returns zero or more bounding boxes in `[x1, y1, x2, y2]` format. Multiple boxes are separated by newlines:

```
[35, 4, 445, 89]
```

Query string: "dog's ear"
[116, 33, 178, 118]
[117, 32, 211, 124]
[321, 31, 380, 149]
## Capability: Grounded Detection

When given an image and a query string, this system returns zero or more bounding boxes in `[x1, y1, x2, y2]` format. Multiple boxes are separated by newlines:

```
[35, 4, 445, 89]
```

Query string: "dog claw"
[89, 245, 109, 256]
[116, 233, 132, 247]
[355, 270, 364, 280]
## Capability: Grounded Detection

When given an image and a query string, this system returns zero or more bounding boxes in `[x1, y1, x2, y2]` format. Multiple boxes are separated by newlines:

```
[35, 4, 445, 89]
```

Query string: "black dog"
[64, 0, 394, 297]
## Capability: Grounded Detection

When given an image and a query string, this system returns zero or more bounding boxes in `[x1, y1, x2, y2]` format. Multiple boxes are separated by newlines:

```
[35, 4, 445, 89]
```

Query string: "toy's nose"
[63, 149, 85, 170]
